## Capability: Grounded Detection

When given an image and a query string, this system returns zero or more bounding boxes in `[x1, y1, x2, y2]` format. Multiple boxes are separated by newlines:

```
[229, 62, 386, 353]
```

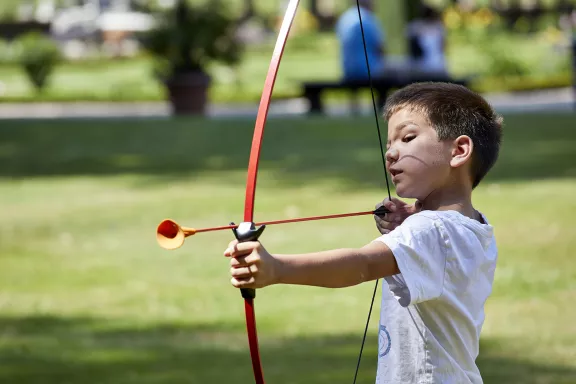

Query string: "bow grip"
[230, 222, 266, 300]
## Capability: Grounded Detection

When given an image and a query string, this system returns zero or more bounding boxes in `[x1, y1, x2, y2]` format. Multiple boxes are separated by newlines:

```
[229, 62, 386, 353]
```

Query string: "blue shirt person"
[335, 0, 386, 80]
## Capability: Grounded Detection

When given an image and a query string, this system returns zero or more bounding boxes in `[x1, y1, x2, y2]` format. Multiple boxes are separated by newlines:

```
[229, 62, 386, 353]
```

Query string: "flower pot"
[165, 71, 211, 115]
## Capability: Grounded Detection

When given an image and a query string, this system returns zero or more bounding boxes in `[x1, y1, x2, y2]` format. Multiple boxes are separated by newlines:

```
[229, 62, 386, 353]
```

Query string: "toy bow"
[156, 0, 393, 382]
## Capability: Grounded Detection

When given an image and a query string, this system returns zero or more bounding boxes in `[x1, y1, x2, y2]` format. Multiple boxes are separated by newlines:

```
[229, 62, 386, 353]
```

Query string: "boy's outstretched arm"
[224, 240, 399, 290]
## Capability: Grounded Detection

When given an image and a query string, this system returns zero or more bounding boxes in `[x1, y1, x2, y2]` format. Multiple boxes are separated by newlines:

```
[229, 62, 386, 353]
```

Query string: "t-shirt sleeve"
[374, 212, 448, 307]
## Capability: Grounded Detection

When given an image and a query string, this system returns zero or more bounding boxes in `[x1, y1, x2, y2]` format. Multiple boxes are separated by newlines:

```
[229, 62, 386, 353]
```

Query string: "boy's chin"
[395, 185, 419, 199]
[394, 183, 407, 197]
[396, 191, 412, 199]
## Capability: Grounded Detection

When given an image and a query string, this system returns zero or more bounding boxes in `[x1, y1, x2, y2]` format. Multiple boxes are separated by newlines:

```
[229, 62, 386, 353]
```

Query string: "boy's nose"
[385, 147, 399, 163]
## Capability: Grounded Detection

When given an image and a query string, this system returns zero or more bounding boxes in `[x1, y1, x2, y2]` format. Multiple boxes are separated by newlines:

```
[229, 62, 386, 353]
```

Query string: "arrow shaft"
[194, 209, 378, 234]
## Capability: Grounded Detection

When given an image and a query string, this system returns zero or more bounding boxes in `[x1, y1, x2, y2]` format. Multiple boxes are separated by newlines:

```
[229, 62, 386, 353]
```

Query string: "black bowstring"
[352, 1, 394, 383]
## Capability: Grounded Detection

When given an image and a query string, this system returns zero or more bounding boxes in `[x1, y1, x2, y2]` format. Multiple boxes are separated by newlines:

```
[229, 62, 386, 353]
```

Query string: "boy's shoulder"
[398, 209, 494, 244]
[404, 209, 492, 227]
[399, 210, 454, 231]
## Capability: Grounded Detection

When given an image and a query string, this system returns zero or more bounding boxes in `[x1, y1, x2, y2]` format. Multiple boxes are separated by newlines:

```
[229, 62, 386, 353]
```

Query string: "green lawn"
[0, 112, 575, 383]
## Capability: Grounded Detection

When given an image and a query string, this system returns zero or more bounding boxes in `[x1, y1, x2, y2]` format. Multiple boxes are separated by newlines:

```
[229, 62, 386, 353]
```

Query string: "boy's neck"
[419, 183, 480, 222]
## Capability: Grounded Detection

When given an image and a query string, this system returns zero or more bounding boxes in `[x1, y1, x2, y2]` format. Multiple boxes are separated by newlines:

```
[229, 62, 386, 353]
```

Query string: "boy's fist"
[224, 240, 278, 289]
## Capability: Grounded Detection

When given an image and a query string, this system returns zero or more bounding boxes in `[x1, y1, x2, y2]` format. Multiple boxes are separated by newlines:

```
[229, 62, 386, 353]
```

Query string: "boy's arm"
[277, 242, 399, 288]
[225, 240, 399, 290]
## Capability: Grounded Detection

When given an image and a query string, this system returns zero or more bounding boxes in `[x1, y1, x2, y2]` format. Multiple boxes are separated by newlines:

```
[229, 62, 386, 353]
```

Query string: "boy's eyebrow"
[387, 121, 417, 144]
[388, 120, 415, 142]
[395, 122, 411, 132]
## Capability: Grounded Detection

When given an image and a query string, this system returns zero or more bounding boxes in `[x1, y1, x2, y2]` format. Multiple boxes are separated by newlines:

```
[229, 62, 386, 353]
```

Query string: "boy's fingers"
[391, 196, 409, 205]
[231, 265, 259, 279]
[224, 241, 260, 257]
[374, 215, 386, 226]
[230, 254, 260, 268]
[383, 200, 397, 212]
[231, 276, 255, 289]
[386, 196, 412, 210]
[224, 239, 238, 256]
[375, 215, 397, 230]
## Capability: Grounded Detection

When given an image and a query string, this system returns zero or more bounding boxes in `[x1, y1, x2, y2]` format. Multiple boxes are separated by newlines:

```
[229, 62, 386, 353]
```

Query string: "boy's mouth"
[390, 169, 403, 184]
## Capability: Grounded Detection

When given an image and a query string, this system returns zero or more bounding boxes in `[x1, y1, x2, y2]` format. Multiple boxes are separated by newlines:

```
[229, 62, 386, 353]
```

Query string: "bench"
[302, 72, 471, 114]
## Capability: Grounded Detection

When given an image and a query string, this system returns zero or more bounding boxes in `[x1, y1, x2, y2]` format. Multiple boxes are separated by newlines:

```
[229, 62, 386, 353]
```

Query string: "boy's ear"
[450, 135, 473, 168]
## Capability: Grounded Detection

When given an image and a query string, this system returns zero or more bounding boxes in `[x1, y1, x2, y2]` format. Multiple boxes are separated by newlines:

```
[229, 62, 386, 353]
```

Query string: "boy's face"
[386, 108, 453, 199]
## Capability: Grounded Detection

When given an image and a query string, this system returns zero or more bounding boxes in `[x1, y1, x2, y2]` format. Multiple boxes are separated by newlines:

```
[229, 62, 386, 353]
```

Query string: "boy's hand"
[374, 197, 421, 234]
[224, 240, 279, 289]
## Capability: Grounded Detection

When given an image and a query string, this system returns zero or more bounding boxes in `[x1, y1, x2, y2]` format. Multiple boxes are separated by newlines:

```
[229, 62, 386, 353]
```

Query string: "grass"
[0, 112, 575, 383]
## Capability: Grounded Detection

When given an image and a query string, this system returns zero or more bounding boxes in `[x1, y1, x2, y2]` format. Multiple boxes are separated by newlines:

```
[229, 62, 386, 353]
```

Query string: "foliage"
[0, 3, 17, 22]
[14, 32, 61, 92]
[0, 38, 16, 65]
[140, 0, 243, 78]
[444, 3, 571, 82]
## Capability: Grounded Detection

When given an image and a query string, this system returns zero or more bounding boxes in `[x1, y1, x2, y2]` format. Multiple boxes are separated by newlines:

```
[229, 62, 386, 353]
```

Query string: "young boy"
[224, 82, 503, 383]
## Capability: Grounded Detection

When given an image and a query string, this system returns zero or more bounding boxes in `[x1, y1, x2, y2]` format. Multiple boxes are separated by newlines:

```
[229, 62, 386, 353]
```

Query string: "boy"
[224, 82, 503, 383]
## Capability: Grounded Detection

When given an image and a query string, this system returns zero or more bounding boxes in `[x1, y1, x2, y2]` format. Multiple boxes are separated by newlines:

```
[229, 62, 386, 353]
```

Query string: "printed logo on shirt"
[379, 325, 391, 357]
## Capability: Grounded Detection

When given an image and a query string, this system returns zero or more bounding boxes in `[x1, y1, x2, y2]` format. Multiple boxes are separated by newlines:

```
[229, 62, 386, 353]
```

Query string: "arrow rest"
[230, 222, 266, 300]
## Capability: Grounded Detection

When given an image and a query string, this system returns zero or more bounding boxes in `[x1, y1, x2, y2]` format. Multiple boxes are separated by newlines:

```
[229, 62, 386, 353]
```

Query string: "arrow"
[156, 205, 390, 250]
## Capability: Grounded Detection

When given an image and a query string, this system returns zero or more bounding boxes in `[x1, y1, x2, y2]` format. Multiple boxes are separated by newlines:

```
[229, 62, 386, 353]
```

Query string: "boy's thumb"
[384, 199, 397, 212]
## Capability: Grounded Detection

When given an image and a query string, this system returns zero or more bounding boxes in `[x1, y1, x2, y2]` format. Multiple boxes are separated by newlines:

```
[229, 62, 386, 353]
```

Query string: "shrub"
[0, 38, 15, 65]
[16, 32, 61, 92]
[140, 0, 242, 79]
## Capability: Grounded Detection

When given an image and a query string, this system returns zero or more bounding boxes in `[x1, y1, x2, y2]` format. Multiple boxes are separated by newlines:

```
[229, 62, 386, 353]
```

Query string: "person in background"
[335, 0, 386, 80]
[406, 5, 448, 74]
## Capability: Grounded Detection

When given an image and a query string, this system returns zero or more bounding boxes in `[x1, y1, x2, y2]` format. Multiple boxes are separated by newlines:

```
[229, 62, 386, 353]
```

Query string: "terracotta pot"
[165, 71, 211, 115]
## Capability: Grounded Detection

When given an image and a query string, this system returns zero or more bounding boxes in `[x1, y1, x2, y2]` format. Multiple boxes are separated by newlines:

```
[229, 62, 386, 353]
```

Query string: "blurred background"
[0, 0, 574, 113]
[0, 1, 575, 383]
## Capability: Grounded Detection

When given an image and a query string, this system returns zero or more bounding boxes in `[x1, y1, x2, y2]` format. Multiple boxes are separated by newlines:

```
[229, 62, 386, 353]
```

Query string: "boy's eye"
[402, 134, 416, 142]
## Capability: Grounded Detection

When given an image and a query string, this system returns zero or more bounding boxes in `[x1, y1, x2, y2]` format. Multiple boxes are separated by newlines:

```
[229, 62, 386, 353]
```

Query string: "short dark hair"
[383, 82, 503, 188]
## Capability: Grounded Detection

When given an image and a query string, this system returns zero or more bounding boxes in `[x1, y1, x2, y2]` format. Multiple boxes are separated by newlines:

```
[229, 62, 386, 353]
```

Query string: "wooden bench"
[302, 73, 471, 114]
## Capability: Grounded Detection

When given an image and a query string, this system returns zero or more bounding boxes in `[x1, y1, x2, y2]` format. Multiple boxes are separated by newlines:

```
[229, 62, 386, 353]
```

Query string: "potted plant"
[16, 32, 61, 94]
[141, 0, 242, 115]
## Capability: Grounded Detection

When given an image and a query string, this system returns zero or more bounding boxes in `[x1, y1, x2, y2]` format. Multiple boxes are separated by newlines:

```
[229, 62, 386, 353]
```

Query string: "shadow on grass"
[0, 114, 575, 188]
[0, 314, 574, 384]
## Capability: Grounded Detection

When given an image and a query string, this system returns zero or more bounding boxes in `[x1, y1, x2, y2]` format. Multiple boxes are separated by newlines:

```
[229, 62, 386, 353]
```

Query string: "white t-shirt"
[373, 210, 497, 384]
